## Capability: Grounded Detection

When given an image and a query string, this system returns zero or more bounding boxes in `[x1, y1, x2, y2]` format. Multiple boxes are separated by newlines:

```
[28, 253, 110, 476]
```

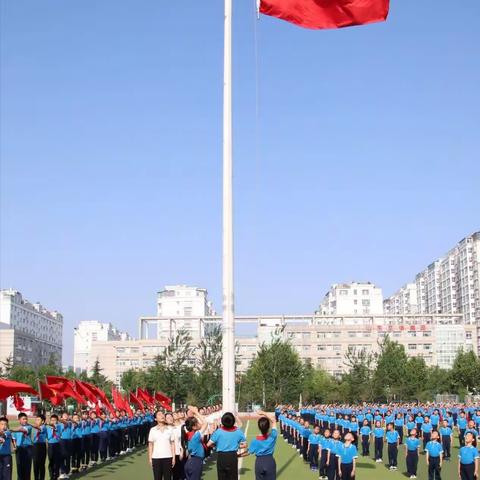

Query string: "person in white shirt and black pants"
[148, 412, 175, 480]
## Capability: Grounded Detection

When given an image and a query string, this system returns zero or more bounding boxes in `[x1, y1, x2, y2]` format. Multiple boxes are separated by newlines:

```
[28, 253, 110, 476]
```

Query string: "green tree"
[239, 338, 305, 410]
[1, 355, 14, 377]
[372, 336, 408, 401]
[89, 359, 111, 391]
[146, 329, 196, 404]
[195, 325, 222, 404]
[450, 349, 480, 395]
[342, 347, 374, 402]
[302, 363, 339, 403]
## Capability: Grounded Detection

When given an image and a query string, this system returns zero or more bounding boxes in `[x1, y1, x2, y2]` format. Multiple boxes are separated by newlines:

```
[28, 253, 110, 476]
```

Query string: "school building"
[0, 289, 63, 367]
[89, 312, 477, 386]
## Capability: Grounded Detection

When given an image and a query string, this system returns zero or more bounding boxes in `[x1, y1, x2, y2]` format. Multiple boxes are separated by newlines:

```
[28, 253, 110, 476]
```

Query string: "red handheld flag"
[129, 392, 145, 412]
[38, 382, 64, 406]
[0, 379, 38, 400]
[154, 392, 172, 404]
[12, 394, 28, 412]
[260, 0, 389, 30]
[74, 380, 98, 404]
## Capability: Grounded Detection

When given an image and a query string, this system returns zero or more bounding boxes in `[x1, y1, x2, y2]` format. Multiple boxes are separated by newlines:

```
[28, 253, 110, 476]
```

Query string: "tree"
[450, 349, 480, 395]
[239, 338, 305, 410]
[89, 359, 111, 391]
[402, 356, 428, 400]
[342, 347, 374, 402]
[146, 329, 196, 404]
[302, 363, 340, 403]
[195, 325, 222, 404]
[372, 336, 408, 401]
[1, 355, 14, 377]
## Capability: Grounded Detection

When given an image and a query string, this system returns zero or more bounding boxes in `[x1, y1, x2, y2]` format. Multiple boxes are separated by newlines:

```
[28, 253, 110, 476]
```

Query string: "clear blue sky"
[1, 1, 479, 365]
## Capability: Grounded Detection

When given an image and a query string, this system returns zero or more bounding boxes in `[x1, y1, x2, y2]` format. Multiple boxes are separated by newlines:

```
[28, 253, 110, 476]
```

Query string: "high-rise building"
[141, 285, 216, 340]
[318, 282, 384, 316]
[73, 321, 132, 374]
[383, 283, 418, 315]
[0, 289, 63, 367]
[385, 231, 480, 349]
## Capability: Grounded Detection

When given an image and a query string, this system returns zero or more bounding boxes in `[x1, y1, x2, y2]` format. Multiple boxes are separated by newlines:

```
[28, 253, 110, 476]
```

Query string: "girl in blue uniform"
[359, 420, 371, 457]
[373, 421, 384, 463]
[245, 411, 277, 480]
[184, 407, 208, 480]
[425, 431, 443, 480]
[338, 433, 357, 480]
[307, 426, 321, 470]
[458, 432, 479, 480]
[404, 428, 420, 479]
[207, 412, 246, 480]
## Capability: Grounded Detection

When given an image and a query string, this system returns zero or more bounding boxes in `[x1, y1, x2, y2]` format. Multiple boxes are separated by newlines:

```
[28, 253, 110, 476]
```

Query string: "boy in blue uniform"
[12, 412, 33, 480]
[439, 419, 452, 461]
[359, 420, 371, 457]
[59, 412, 72, 478]
[386, 423, 400, 471]
[46, 415, 63, 480]
[373, 421, 384, 463]
[70, 414, 83, 473]
[0, 417, 12, 480]
[184, 407, 208, 480]
[457, 411, 468, 447]
[307, 426, 321, 471]
[404, 428, 420, 479]
[300, 422, 311, 462]
[425, 431, 443, 480]
[338, 433, 357, 480]
[458, 432, 479, 480]
[207, 412, 246, 480]
[421, 416, 433, 452]
[319, 429, 332, 480]
[32, 414, 47, 480]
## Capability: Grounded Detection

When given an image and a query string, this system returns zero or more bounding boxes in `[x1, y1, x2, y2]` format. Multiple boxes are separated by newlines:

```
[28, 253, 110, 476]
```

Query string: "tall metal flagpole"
[222, 0, 236, 412]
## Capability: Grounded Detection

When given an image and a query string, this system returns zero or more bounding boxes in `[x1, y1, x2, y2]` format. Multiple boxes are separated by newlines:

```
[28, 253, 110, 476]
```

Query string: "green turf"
[8, 421, 463, 479]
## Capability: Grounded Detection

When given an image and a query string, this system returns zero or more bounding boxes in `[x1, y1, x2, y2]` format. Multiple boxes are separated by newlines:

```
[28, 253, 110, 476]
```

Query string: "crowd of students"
[277, 402, 480, 480]
[0, 407, 156, 480]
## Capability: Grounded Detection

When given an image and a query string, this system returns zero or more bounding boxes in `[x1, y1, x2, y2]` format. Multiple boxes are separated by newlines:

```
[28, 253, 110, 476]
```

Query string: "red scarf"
[256, 434, 269, 441]
[220, 426, 237, 432]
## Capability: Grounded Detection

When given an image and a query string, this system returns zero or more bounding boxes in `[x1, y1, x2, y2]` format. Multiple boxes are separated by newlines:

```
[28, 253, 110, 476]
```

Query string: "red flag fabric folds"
[74, 380, 98, 404]
[0, 379, 38, 400]
[48, 381, 87, 405]
[129, 392, 145, 412]
[154, 392, 172, 405]
[137, 388, 155, 406]
[39, 382, 64, 406]
[260, 0, 389, 30]
[111, 386, 126, 411]
[12, 394, 28, 412]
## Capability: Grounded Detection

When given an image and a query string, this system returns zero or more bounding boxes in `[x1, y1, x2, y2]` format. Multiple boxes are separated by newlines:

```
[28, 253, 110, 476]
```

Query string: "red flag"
[45, 375, 69, 385]
[83, 382, 116, 416]
[74, 380, 98, 404]
[137, 388, 155, 406]
[111, 386, 126, 411]
[48, 381, 87, 405]
[159, 400, 172, 411]
[122, 394, 134, 417]
[260, 0, 389, 30]
[38, 382, 64, 406]
[0, 379, 38, 400]
[129, 392, 145, 412]
[12, 394, 28, 412]
[154, 392, 172, 405]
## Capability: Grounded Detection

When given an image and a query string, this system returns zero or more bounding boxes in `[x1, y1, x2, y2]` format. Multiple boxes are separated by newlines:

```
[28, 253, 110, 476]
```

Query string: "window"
[354, 300, 358, 305]
[362, 289, 369, 295]
[339, 290, 348, 296]
[408, 344, 417, 350]
[362, 299, 370, 306]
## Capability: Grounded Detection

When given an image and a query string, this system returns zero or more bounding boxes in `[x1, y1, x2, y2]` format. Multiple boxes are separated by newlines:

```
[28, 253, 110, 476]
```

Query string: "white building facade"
[383, 283, 418, 315]
[73, 320, 131, 374]
[319, 282, 384, 316]
[0, 289, 63, 367]
[385, 231, 480, 349]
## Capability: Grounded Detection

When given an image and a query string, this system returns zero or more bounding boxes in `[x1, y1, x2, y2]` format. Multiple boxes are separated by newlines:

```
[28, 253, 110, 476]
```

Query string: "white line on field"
[238, 420, 250, 479]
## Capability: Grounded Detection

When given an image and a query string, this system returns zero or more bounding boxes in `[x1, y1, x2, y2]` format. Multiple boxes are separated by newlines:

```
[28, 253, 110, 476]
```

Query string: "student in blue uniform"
[373, 421, 384, 463]
[404, 428, 420, 479]
[59, 412, 73, 478]
[327, 429, 342, 480]
[319, 429, 332, 480]
[457, 412, 468, 447]
[12, 412, 33, 480]
[300, 421, 311, 462]
[359, 420, 371, 457]
[183, 407, 208, 480]
[425, 431, 443, 480]
[80, 411, 91, 468]
[458, 432, 479, 480]
[207, 412, 246, 480]
[0, 417, 12, 480]
[465, 420, 479, 449]
[307, 426, 322, 471]
[32, 414, 47, 480]
[70, 414, 83, 473]
[98, 412, 110, 462]
[386, 423, 400, 471]
[89, 411, 100, 465]
[46, 415, 63, 480]
[338, 433, 357, 480]
[421, 416, 433, 452]
[439, 419, 452, 461]
[246, 411, 278, 480]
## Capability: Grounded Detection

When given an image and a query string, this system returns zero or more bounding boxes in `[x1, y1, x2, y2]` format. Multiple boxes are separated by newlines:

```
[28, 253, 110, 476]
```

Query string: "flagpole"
[222, 0, 236, 413]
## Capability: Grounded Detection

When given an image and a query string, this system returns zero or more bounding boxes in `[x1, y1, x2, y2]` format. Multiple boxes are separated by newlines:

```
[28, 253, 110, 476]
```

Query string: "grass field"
[9, 421, 463, 479]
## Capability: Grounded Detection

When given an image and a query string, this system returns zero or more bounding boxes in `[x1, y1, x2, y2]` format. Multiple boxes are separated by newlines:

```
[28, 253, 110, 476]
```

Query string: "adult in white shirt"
[148, 412, 175, 480]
